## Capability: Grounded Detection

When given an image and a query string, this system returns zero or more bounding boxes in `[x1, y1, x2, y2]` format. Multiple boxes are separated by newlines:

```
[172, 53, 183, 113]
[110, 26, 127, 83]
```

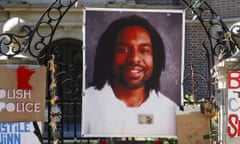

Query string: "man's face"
[112, 25, 153, 89]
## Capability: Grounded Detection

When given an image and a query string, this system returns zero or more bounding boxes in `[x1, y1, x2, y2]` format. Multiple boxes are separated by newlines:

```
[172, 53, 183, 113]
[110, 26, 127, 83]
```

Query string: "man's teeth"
[130, 69, 139, 73]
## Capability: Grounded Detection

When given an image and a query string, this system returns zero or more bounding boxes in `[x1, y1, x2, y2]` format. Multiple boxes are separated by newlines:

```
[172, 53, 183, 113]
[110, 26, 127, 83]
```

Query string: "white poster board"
[227, 70, 240, 143]
[82, 7, 185, 137]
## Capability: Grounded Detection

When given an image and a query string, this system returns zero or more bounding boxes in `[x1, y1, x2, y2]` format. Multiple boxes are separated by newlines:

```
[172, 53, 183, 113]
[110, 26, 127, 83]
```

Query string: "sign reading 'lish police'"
[0, 65, 46, 122]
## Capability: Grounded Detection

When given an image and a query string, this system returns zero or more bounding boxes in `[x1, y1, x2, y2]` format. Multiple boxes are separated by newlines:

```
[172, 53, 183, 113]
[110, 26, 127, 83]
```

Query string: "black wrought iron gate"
[1, 0, 240, 143]
[42, 38, 82, 143]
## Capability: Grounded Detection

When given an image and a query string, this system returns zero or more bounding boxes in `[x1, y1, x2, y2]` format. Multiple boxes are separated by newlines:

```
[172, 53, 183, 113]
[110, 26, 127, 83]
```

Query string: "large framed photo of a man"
[82, 8, 185, 137]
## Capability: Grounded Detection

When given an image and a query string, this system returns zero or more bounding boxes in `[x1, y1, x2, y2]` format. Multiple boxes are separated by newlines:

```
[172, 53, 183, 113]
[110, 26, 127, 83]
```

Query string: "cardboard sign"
[0, 65, 46, 122]
[176, 106, 210, 144]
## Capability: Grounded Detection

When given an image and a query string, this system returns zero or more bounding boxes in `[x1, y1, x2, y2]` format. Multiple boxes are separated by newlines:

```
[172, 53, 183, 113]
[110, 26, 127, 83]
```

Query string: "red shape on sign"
[17, 66, 35, 90]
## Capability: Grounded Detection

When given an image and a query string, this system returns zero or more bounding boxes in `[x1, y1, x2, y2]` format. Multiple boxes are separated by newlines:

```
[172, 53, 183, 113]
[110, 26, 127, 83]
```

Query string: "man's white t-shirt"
[82, 83, 177, 137]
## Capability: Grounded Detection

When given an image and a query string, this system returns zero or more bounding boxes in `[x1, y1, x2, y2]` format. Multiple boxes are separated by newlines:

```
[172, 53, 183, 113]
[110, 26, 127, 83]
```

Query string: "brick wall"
[135, 0, 181, 5]
[183, 0, 240, 99]
[209, 0, 240, 18]
[184, 23, 212, 99]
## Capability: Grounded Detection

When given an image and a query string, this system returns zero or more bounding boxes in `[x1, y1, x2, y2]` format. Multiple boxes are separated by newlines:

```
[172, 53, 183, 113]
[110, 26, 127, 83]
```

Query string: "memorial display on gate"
[81, 7, 185, 137]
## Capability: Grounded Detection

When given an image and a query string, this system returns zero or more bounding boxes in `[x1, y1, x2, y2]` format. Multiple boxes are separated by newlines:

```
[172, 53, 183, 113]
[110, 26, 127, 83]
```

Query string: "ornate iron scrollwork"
[0, 18, 32, 58]
[182, 0, 240, 102]
[0, 0, 78, 60]
[0, 0, 79, 143]
[182, 0, 239, 61]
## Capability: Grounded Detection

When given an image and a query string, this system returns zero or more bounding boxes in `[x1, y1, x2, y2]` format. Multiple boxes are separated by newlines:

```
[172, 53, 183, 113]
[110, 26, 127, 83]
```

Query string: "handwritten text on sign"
[228, 71, 240, 137]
